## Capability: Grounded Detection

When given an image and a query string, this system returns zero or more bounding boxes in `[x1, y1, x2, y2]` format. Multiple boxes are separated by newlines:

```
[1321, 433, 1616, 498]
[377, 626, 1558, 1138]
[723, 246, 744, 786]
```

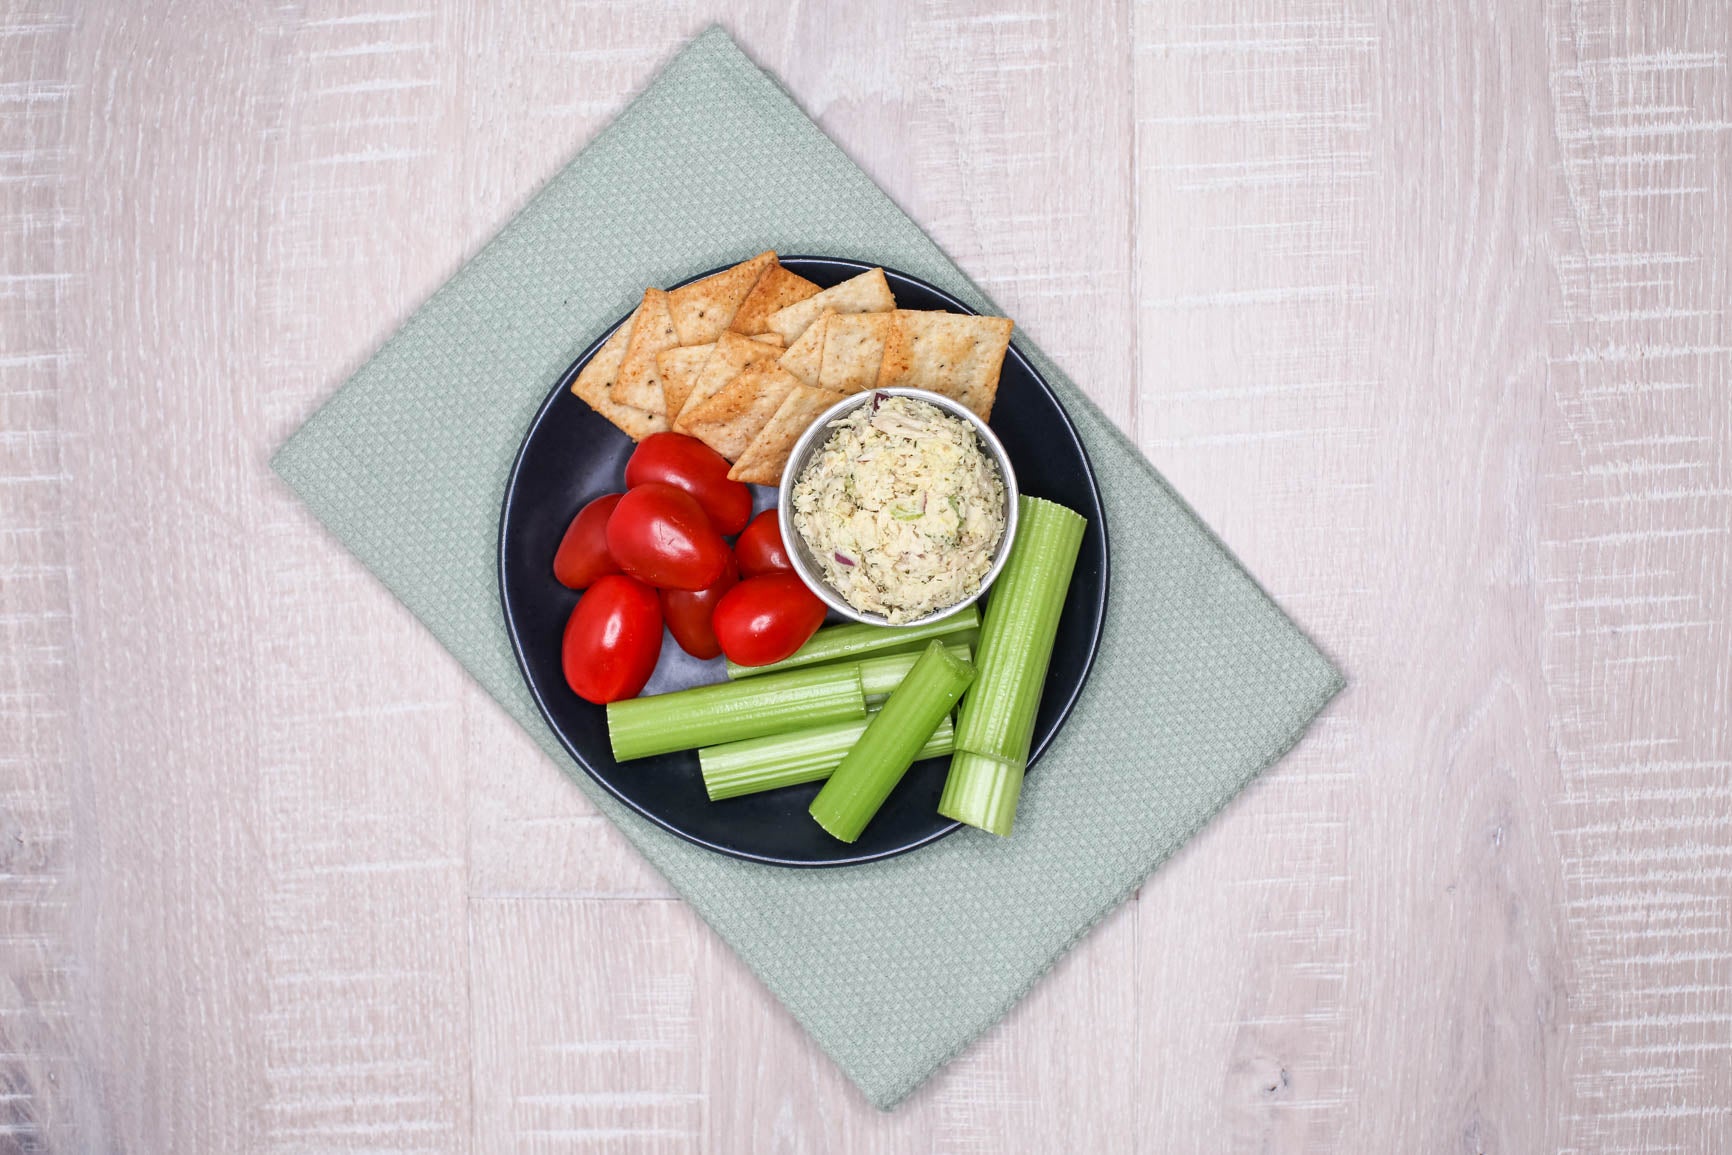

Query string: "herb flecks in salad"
[791, 397, 1006, 624]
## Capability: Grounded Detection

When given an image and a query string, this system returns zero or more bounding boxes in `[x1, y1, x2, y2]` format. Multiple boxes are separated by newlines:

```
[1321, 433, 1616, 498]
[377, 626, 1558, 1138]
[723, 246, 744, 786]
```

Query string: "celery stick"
[810, 641, 975, 843]
[953, 497, 1086, 763]
[936, 751, 1023, 837]
[940, 497, 1086, 836]
[606, 665, 865, 762]
[725, 605, 978, 679]
[857, 642, 971, 705]
[700, 715, 955, 801]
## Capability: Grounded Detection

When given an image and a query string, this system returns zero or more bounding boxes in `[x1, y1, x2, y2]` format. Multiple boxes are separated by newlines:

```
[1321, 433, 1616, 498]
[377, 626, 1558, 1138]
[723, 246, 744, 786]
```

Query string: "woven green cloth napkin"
[273, 26, 1342, 1108]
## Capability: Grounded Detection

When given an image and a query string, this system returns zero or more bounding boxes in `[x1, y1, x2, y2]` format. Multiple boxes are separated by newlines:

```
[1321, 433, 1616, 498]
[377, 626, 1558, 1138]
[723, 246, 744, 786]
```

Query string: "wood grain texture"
[1, 1, 1727, 1152]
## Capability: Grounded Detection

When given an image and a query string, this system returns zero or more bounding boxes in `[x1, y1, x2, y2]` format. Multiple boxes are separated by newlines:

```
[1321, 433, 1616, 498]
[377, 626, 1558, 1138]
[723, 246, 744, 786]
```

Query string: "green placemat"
[273, 26, 1343, 1109]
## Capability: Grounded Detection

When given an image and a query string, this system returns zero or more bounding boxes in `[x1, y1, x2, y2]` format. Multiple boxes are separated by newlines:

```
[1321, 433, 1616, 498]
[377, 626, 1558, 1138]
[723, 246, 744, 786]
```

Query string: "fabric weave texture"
[272, 26, 1344, 1109]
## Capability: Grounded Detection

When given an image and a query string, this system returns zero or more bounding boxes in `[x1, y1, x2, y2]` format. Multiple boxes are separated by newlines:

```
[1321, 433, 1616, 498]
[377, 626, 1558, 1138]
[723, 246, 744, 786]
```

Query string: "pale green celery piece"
[943, 497, 1086, 835]
[606, 664, 865, 761]
[700, 715, 955, 801]
[857, 642, 971, 705]
[936, 750, 1024, 837]
[725, 605, 978, 679]
[809, 641, 976, 843]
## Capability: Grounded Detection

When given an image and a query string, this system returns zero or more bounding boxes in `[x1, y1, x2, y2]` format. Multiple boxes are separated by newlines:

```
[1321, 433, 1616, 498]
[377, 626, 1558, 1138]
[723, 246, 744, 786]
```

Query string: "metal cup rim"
[776, 387, 1020, 629]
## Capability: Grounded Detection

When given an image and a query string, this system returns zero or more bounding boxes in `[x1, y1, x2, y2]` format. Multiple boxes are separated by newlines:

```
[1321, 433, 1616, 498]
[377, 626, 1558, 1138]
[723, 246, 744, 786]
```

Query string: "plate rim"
[498, 255, 1112, 867]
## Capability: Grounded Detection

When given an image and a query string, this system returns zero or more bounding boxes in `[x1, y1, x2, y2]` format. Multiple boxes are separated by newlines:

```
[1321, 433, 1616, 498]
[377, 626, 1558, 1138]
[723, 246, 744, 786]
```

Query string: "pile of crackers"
[571, 252, 1014, 485]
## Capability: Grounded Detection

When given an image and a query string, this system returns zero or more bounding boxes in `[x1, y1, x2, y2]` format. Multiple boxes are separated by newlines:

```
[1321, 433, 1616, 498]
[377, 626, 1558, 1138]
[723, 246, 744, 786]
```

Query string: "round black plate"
[500, 257, 1109, 867]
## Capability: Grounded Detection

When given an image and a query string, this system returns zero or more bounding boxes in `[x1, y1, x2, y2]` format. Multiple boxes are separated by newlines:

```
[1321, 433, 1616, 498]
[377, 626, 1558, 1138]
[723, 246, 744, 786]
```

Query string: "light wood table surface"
[4, 3, 1729, 1152]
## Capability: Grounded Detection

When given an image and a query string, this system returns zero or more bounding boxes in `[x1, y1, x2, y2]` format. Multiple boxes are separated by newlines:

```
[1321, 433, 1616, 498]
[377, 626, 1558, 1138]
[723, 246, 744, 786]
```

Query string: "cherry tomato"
[553, 493, 624, 590]
[605, 483, 731, 591]
[660, 553, 739, 660]
[734, 509, 793, 577]
[624, 432, 753, 536]
[711, 573, 827, 667]
[561, 575, 663, 704]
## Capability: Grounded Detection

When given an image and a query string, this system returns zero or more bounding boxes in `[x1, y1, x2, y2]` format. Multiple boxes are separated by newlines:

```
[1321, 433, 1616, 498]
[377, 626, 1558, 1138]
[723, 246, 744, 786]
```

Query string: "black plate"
[500, 257, 1109, 867]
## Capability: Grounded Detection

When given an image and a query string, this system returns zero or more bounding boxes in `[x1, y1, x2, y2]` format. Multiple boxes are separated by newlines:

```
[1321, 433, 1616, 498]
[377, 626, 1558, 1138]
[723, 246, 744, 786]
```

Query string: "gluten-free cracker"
[877, 310, 1013, 420]
[667, 251, 775, 345]
[673, 331, 784, 430]
[731, 263, 820, 336]
[569, 310, 668, 440]
[765, 268, 895, 344]
[613, 288, 680, 414]
[728, 385, 845, 485]
[680, 366, 802, 461]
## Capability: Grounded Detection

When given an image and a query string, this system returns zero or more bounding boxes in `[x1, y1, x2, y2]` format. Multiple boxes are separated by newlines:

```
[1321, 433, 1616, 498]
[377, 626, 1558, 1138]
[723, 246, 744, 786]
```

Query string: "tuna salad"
[791, 395, 1006, 624]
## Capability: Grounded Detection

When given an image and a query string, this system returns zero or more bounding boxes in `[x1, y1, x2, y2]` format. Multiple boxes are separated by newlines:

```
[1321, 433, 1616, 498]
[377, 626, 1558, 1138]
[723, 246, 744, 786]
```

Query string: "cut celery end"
[809, 641, 976, 843]
[857, 642, 971, 705]
[606, 664, 865, 761]
[936, 750, 1024, 837]
[700, 715, 955, 801]
[726, 605, 979, 679]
